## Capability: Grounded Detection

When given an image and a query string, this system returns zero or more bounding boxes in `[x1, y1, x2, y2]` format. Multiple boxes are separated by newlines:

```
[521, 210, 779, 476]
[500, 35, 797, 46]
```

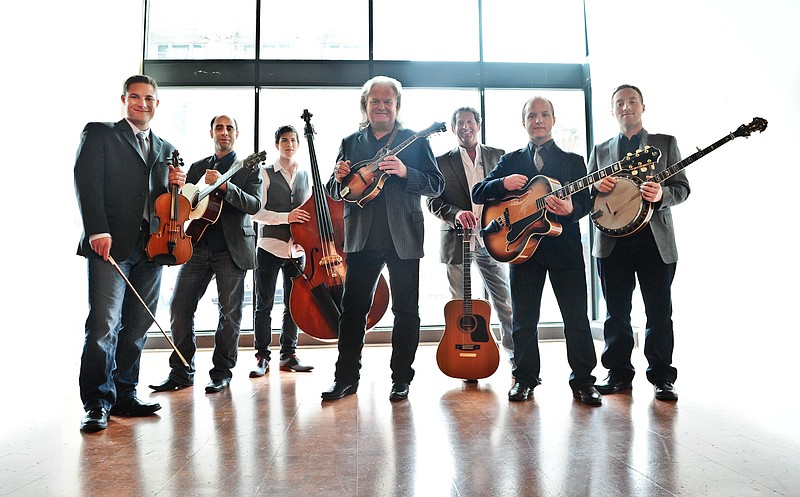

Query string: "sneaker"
[249, 355, 269, 378]
[279, 354, 314, 372]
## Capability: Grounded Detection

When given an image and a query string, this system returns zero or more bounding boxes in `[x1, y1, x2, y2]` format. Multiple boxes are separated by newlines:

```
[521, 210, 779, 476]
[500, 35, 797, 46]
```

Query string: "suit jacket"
[427, 145, 505, 264]
[186, 153, 263, 271]
[75, 119, 176, 261]
[326, 126, 444, 259]
[587, 129, 690, 264]
[471, 141, 590, 268]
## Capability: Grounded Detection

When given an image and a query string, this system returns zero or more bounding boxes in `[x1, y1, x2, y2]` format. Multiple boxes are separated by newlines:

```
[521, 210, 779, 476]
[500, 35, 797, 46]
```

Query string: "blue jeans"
[253, 248, 302, 361]
[80, 229, 162, 410]
[168, 248, 246, 383]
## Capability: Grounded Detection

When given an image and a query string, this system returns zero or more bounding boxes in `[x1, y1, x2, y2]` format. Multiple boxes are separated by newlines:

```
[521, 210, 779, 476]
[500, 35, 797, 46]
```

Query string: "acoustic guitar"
[339, 122, 446, 207]
[592, 117, 768, 237]
[481, 146, 662, 264]
[181, 150, 267, 244]
[436, 227, 500, 381]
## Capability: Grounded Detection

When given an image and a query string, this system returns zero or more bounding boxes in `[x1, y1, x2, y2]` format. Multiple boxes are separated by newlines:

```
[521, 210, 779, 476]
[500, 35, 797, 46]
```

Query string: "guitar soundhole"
[458, 315, 477, 333]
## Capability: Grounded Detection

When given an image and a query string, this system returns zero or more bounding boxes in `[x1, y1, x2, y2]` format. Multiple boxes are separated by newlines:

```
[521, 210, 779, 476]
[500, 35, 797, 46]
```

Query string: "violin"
[146, 150, 193, 266]
[288, 109, 390, 340]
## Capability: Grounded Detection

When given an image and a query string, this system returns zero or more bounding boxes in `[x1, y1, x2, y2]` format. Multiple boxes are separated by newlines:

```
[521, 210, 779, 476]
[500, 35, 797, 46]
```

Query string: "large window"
[143, 0, 593, 335]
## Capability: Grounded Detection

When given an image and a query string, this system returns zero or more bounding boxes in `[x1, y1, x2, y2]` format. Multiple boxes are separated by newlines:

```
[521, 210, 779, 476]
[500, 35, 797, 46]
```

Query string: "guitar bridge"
[456, 344, 481, 351]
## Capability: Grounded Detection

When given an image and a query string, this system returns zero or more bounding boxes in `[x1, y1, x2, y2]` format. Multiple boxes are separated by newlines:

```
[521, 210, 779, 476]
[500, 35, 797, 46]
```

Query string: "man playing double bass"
[323, 76, 444, 402]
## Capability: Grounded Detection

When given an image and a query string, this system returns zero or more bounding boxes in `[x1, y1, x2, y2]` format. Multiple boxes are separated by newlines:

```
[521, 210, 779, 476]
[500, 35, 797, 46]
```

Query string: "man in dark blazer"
[74, 75, 185, 432]
[149, 115, 262, 394]
[588, 85, 690, 401]
[427, 106, 514, 367]
[472, 97, 601, 406]
[322, 76, 444, 402]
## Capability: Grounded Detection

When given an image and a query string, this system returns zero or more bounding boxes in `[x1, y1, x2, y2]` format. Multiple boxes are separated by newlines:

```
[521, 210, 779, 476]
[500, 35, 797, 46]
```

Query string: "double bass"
[288, 109, 390, 341]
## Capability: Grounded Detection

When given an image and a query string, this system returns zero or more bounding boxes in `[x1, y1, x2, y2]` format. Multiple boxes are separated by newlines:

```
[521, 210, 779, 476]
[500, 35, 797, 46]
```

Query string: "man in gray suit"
[149, 115, 263, 394]
[75, 75, 185, 432]
[588, 85, 690, 401]
[322, 76, 445, 402]
[427, 107, 514, 369]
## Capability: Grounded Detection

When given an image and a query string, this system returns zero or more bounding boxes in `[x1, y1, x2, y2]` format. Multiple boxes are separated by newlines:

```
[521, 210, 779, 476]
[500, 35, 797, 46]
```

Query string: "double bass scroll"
[288, 109, 390, 341]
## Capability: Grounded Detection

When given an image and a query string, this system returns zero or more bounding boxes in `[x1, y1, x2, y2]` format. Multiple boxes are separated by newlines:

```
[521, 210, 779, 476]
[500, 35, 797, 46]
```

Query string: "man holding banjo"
[588, 84, 690, 401]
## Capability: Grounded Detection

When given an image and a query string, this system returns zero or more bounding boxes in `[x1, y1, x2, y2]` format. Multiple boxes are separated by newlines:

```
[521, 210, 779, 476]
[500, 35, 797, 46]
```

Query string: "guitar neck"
[196, 160, 244, 203]
[653, 133, 734, 184]
[540, 160, 628, 208]
[462, 229, 473, 313]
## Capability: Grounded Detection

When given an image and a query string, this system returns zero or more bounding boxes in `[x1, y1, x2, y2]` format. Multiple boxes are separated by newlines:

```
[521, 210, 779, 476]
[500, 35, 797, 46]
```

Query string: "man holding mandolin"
[588, 85, 690, 401]
[471, 97, 601, 406]
[322, 76, 445, 402]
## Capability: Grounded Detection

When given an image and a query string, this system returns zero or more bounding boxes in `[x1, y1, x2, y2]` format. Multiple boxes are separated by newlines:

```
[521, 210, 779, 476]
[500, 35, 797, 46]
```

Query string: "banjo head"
[591, 176, 652, 237]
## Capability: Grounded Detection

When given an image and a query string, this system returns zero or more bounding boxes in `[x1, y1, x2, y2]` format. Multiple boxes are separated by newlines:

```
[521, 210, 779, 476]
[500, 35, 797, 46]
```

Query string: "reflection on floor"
[2, 341, 798, 496]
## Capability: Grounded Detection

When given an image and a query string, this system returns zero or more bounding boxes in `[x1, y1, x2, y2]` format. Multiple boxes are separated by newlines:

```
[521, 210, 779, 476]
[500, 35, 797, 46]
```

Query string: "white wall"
[2, 1, 796, 384]
[586, 0, 800, 383]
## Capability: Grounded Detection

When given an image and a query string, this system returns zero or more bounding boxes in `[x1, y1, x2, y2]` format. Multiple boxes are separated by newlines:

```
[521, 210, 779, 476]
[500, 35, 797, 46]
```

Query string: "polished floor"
[2, 337, 798, 497]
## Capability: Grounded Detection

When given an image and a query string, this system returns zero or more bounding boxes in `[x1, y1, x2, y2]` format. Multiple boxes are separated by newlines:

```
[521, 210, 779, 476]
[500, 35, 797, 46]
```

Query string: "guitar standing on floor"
[436, 227, 500, 381]
[181, 150, 267, 243]
[481, 146, 662, 264]
[591, 117, 767, 237]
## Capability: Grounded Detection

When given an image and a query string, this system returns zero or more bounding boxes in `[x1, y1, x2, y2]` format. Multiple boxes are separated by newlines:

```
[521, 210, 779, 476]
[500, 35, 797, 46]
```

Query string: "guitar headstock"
[421, 122, 447, 137]
[243, 150, 268, 170]
[620, 145, 661, 176]
[733, 117, 768, 138]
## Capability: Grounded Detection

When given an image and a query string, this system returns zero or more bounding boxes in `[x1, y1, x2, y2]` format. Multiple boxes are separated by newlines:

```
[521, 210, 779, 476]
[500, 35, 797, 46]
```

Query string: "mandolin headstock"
[621, 145, 660, 176]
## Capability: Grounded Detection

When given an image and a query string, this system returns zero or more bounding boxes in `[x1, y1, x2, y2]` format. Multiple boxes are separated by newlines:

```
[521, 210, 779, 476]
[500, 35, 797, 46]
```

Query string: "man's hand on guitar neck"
[204, 169, 227, 192]
[455, 210, 478, 229]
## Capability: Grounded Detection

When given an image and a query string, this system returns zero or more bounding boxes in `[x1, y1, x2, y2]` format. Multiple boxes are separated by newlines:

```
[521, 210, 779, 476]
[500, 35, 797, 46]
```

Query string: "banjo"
[591, 117, 768, 237]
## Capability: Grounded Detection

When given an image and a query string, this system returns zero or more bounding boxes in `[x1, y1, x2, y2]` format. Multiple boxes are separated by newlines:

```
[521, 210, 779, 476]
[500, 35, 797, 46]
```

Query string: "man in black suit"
[149, 115, 262, 394]
[427, 106, 514, 368]
[322, 76, 444, 402]
[74, 75, 185, 432]
[472, 97, 601, 406]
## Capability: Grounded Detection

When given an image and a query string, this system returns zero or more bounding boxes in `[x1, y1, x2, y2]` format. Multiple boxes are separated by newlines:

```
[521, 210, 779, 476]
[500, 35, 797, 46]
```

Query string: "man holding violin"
[323, 76, 444, 402]
[149, 115, 263, 395]
[74, 75, 185, 432]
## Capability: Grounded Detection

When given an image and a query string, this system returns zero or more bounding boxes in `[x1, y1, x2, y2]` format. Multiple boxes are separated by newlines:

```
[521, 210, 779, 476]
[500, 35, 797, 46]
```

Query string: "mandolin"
[481, 146, 662, 264]
[436, 227, 500, 381]
[339, 122, 446, 207]
[181, 150, 267, 244]
[592, 117, 768, 237]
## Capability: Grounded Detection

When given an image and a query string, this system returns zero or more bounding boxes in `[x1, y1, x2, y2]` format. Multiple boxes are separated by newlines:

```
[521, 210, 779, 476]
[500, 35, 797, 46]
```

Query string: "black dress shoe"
[389, 382, 410, 402]
[595, 376, 633, 395]
[654, 381, 678, 401]
[573, 385, 603, 406]
[508, 381, 533, 401]
[111, 397, 162, 417]
[205, 378, 231, 393]
[321, 381, 358, 400]
[80, 407, 110, 433]
[149, 378, 192, 392]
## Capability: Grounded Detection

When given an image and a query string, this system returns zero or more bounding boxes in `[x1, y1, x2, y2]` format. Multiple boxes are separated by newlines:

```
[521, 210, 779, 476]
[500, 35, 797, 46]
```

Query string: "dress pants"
[335, 249, 420, 385]
[597, 230, 677, 384]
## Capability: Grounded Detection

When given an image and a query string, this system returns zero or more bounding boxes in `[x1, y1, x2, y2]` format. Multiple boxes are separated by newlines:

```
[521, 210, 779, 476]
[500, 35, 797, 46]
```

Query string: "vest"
[260, 166, 309, 242]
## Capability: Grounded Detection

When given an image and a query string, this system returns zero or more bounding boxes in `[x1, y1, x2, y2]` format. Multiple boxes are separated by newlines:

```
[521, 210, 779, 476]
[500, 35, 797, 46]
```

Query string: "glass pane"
[482, 0, 586, 63]
[146, 0, 256, 60]
[484, 89, 590, 322]
[260, 0, 368, 59]
[374, 0, 479, 61]
[149, 87, 256, 332]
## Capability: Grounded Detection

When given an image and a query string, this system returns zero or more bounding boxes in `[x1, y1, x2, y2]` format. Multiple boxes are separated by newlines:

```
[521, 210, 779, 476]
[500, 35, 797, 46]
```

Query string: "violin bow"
[108, 256, 190, 367]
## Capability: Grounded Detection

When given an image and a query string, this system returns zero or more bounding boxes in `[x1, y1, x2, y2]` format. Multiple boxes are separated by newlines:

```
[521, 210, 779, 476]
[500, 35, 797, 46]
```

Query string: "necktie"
[533, 145, 544, 171]
[137, 131, 149, 162]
